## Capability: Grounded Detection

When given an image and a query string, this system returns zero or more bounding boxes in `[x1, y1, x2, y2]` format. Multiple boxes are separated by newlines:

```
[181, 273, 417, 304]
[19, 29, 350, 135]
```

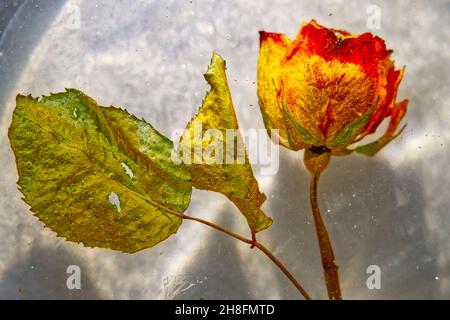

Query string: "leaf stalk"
[178, 213, 311, 300]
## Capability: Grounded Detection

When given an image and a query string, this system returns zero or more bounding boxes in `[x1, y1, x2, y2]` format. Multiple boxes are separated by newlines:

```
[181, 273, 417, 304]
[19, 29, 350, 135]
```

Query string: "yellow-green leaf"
[8, 89, 191, 253]
[179, 53, 272, 233]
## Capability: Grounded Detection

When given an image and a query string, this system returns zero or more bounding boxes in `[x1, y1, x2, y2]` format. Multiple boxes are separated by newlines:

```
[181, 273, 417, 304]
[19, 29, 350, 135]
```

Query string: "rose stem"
[309, 172, 342, 300]
[178, 212, 311, 300]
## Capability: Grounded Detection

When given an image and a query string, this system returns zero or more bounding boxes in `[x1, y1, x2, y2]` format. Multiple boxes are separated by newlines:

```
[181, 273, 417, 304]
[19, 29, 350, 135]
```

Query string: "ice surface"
[0, 0, 449, 299]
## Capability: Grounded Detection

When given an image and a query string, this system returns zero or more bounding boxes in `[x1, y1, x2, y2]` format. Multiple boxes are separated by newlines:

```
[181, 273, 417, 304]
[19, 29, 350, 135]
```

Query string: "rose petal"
[363, 67, 405, 135]
[285, 20, 389, 80]
[257, 31, 298, 149]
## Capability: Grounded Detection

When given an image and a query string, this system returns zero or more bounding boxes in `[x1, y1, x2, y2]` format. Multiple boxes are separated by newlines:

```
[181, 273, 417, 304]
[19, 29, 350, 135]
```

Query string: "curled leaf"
[179, 53, 272, 233]
[8, 89, 192, 253]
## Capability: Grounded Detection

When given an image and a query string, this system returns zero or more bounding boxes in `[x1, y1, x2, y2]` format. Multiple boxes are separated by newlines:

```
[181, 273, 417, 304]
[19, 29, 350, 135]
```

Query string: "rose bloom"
[257, 20, 408, 156]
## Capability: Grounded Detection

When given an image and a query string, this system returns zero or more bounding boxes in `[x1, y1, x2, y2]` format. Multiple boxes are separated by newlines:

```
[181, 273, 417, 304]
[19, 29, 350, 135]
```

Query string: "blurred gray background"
[0, 0, 449, 299]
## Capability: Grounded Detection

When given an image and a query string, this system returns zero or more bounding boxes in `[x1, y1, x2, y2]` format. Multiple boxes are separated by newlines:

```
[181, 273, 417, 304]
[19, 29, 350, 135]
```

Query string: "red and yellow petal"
[386, 99, 408, 136]
[280, 50, 377, 147]
[257, 31, 297, 149]
[285, 20, 390, 79]
[363, 66, 405, 136]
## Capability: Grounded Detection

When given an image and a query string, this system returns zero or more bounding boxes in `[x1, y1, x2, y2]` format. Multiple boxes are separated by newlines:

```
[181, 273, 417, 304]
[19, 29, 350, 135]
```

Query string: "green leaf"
[179, 52, 272, 233]
[355, 125, 406, 156]
[8, 89, 192, 253]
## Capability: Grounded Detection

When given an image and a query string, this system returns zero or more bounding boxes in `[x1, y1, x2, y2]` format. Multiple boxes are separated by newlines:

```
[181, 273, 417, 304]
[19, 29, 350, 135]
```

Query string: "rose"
[257, 20, 408, 161]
